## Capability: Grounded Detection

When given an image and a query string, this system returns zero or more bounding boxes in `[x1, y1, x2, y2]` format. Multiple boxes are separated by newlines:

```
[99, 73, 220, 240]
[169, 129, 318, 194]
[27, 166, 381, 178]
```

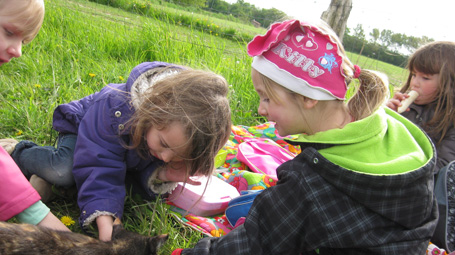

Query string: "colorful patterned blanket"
[165, 122, 300, 237]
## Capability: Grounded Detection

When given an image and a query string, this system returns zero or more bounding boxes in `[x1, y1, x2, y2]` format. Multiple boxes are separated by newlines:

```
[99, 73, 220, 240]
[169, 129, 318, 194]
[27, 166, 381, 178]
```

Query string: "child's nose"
[411, 76, 421, 87]
[161, 150, 174, 163]
[7, 41, 22, 58]
[258, 103, 267, 117]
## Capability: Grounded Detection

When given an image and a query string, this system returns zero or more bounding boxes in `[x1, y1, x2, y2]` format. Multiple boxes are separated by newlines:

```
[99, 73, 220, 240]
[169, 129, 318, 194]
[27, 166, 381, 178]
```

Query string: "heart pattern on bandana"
[292, 32, 317, 51]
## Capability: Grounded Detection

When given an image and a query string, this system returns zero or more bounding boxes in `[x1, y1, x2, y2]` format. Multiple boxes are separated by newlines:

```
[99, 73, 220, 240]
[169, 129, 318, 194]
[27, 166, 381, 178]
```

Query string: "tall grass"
[0, 0, 261, 143]
[88, 0, 265, 43]
[0, 0, 407, 253]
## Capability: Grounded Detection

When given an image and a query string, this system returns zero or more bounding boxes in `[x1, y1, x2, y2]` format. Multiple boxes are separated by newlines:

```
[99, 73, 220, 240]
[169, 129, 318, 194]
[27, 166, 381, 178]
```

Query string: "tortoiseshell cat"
[0, 219, 168, 255]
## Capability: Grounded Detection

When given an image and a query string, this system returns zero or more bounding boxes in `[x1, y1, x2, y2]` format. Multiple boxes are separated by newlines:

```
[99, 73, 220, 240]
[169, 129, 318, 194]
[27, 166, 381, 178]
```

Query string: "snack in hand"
[397, 90, 419, 113]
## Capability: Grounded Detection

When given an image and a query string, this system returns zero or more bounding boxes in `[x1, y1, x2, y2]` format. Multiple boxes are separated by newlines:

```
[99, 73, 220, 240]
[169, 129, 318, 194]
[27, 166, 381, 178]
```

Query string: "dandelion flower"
[60, 216, 75, 226]
[88, 73, 96, 78]
[15, 130, 23, 136]
[118, 76, 124, 81]
[34, 84, 41, 88]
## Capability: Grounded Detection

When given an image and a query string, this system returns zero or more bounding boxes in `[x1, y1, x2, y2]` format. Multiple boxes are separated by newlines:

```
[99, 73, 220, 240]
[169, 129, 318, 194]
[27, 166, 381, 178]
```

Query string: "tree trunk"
[320, 0, 352, 43]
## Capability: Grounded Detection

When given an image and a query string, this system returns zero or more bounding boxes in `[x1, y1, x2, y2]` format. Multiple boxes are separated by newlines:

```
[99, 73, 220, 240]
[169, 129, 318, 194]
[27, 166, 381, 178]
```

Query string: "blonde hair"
[129, 66, 232, 178]
[259, 21, 389, 121]
[0, 0, 45, 44]
[400, 41, 455, 144]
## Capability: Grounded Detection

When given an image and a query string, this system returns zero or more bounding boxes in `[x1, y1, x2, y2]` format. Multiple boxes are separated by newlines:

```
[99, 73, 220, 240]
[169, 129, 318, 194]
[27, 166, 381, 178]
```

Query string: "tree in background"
[204, 0, 287, 28]
[176, 0, 207, 8]
[321, 0, 352, 42]
[252, 7, 288, 28]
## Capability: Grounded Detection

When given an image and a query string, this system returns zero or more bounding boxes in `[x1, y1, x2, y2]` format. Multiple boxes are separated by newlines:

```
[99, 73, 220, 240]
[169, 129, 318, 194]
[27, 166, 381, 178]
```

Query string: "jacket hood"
[125, 61, 173, 91]
[125, 62, 182, 109]
[288, 107, 436, 229]
[292, 107, 434, 174]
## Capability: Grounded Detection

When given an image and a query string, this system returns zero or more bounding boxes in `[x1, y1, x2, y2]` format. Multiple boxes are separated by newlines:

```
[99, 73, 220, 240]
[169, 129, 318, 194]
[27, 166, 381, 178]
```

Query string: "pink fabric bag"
[236, 138, 296, 179]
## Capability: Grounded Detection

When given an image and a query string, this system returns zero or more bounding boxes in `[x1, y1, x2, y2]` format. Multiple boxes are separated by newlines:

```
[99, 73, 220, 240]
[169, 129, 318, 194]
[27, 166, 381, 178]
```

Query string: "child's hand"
[158, 162, 203, 185]
[386, 92, 408, 112]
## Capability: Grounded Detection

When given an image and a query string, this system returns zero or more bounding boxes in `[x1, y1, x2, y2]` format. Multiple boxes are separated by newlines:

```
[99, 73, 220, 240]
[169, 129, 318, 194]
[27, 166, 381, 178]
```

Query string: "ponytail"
[316, 22, 390, 120]
[346, 69, 389, 120]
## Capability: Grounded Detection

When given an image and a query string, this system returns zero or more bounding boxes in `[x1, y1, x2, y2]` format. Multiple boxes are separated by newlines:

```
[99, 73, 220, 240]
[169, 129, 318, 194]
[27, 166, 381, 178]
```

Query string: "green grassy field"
[0, 0, 408, 253]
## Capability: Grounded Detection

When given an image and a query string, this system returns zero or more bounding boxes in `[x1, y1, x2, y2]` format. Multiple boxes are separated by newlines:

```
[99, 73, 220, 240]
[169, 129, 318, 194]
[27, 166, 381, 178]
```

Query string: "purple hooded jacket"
[52, 62, 175, 227]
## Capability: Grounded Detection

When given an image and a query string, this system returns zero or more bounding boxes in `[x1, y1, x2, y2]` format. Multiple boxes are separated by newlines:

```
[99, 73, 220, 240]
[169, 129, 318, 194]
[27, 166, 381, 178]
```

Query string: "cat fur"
[0, 220, 168, 255]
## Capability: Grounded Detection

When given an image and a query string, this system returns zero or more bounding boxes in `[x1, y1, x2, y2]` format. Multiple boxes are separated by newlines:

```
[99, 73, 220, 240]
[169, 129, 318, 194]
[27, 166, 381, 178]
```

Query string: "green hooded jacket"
[293, 107, 434, 175]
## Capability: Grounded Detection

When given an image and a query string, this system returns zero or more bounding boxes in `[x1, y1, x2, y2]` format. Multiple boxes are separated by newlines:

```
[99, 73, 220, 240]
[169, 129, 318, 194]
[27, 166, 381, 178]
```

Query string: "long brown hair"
[400, 41, 455, 144]
[129, 67, 232, 177]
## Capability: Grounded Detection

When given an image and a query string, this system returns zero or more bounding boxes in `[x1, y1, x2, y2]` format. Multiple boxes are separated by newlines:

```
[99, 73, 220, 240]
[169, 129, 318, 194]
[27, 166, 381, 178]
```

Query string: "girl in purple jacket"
[10, 61, 232, 241]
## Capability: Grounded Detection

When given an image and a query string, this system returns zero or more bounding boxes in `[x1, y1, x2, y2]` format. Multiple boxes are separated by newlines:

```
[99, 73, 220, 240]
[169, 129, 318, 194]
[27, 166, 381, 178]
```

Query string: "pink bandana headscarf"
[247, 20, 348, 100]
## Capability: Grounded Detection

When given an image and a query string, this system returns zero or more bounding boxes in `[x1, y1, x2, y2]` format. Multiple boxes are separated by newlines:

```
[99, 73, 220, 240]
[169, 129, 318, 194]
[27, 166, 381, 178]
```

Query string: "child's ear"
[148, 234, 169, 255]
[301, 96, 319, 109]
[113, 217, 122, 226]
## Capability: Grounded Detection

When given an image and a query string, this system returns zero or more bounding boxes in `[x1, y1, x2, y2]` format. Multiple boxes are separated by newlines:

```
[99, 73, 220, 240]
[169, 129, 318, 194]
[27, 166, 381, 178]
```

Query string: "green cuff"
[16, 200, 50, 225]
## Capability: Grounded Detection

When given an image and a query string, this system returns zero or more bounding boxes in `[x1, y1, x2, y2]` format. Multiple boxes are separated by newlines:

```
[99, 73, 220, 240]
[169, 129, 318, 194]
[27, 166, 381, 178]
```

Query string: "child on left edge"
[0, 0, 70, 232]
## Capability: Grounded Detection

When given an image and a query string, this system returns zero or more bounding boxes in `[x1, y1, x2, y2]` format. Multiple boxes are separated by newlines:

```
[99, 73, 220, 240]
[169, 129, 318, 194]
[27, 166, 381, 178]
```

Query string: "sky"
[224, 0, 455, 42]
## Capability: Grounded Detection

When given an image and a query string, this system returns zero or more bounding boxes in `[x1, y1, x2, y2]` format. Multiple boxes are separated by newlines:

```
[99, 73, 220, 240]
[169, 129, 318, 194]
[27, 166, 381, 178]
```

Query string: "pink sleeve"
[0, 147, 41, 221]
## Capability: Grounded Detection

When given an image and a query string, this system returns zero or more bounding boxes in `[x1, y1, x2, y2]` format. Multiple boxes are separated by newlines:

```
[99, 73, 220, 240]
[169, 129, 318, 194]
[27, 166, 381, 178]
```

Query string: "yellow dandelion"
[88, 73, 96, 78]
[118, 76, 124, 81]
[60, 216, 75, 226]
[15, 130, 23, 136]
[34, 84, 41, 88]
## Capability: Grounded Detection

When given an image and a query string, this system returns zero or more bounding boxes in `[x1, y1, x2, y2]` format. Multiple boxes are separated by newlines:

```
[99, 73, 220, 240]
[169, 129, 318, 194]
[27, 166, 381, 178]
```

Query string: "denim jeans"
[11, 133, 77, 188]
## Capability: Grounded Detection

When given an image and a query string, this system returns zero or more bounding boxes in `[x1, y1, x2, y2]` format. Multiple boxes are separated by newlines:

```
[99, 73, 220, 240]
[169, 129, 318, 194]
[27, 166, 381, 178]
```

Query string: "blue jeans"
[11, 133, 77, 187]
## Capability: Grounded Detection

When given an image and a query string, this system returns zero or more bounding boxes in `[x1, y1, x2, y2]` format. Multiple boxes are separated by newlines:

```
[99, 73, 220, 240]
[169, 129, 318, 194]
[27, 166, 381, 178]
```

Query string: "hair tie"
[353, 65, 361, 79]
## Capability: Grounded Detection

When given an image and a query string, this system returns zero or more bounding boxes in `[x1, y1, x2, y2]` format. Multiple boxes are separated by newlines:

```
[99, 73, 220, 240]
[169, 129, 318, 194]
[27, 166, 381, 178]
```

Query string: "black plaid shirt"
[182, 146, 438, 255]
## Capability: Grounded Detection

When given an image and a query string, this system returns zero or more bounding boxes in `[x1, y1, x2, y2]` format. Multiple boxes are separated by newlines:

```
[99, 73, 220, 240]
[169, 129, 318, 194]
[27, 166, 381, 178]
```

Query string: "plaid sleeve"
[181, 162, 317, 254]
[244, 167, 318, 254]
[181, 225, 251, 255]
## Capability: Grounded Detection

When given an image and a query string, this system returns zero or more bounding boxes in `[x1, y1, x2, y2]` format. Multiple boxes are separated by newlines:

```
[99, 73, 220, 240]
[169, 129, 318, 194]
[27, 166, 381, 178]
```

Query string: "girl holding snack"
[173, 19, 437, 255]
[386, 41, 455, 172]
[387, 41, 455, 253]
